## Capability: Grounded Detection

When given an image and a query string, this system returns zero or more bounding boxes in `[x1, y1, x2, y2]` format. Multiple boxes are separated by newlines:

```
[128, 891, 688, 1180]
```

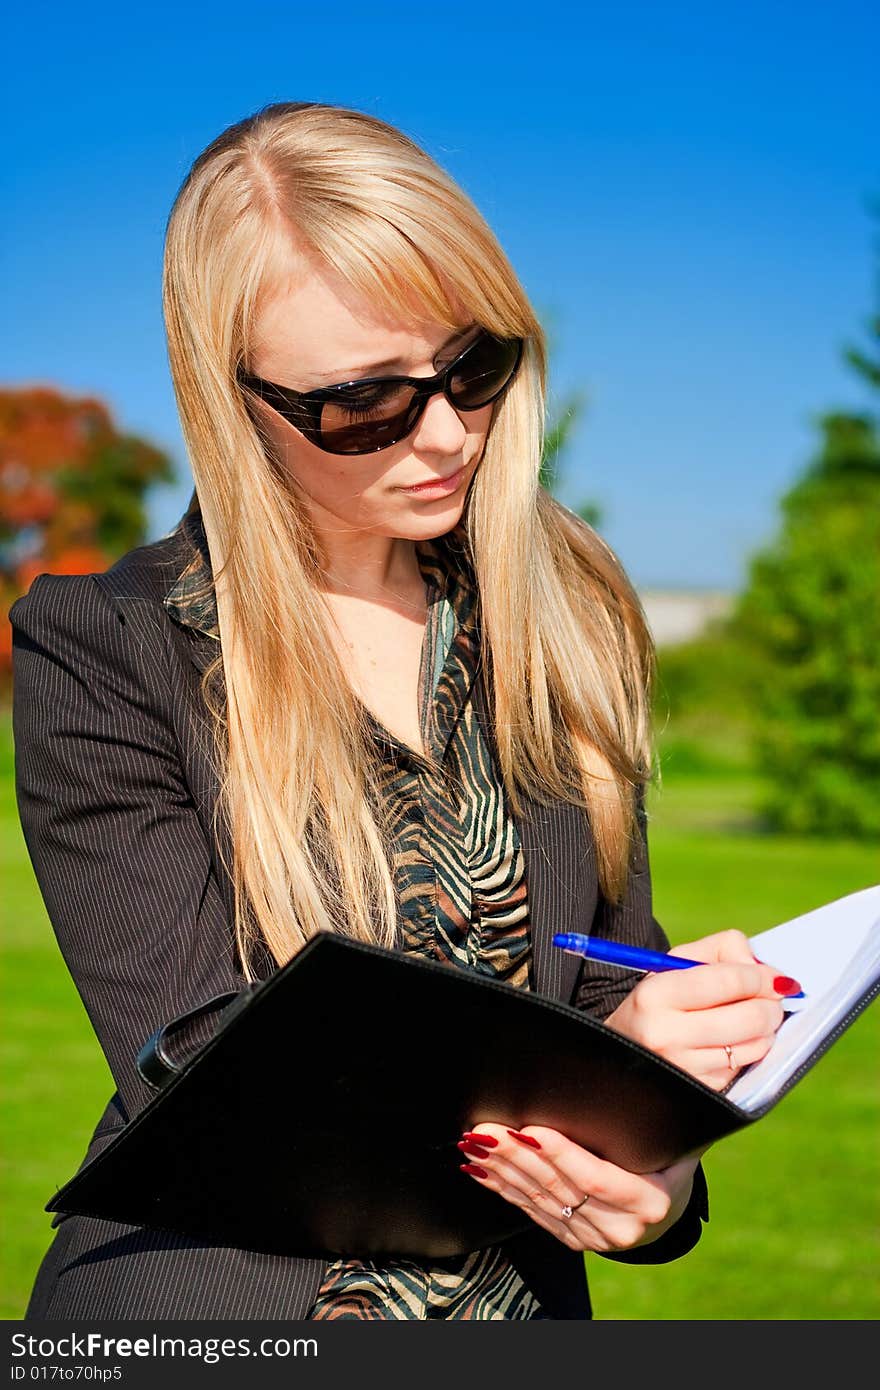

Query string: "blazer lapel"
[517, 790, 595, 1005]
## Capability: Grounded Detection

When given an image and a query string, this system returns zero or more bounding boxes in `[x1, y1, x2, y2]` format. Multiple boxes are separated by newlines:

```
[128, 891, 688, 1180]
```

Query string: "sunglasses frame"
[236, 329, 525, 456]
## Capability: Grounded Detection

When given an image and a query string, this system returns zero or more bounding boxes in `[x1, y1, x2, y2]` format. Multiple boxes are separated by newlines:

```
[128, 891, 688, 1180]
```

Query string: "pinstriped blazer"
[9, 499, 708, 1321]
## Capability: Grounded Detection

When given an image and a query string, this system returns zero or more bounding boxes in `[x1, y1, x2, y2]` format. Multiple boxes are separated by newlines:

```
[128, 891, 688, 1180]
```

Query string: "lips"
[400, 466, 466, 492]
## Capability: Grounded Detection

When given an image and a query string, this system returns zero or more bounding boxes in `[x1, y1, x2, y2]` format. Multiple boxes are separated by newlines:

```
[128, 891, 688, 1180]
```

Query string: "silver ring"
[561, 1195, 590, 1219]
[723, 1044, 736, 1070]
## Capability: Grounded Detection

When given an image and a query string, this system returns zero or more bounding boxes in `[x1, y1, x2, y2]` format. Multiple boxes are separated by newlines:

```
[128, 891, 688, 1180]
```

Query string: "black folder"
[44, 926, 879, 1260]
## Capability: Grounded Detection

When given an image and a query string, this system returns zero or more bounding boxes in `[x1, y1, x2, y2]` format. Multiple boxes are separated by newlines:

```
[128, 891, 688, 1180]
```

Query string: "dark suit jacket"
[10, 504, 708, 1321]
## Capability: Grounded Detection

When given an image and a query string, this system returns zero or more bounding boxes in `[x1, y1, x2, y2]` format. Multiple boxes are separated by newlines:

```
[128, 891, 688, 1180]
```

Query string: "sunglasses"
[236, 328, 524, 456]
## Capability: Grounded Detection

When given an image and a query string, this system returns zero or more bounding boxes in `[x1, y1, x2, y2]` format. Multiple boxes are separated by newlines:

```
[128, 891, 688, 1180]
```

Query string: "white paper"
[724, 883, 880, 1113]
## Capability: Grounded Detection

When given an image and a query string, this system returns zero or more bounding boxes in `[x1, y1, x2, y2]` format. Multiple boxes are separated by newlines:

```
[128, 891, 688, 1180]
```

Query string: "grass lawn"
[1, 710, 878, 1320]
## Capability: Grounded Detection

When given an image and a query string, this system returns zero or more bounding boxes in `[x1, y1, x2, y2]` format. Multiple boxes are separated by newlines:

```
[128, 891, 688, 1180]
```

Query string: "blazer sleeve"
[10, 572, 250, 1124]
[573, 788, 711, 1262]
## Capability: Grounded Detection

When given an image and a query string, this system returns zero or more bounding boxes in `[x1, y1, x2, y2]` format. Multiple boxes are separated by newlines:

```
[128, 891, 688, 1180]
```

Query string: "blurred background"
[2, 1, 878, 1320]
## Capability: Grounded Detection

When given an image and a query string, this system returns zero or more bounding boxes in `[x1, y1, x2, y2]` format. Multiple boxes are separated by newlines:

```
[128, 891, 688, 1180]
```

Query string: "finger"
[677, 1032, 786, 1091]
[523, 1202, 595, 1251]
[669, 929, 757, 966]
[506, 1173, 671, 1256]
[457, 1146, 596, 1250]
[495, 1126, 626, 1208]
[466, 1142, 602, 1217]
[681, 1032, 776, 1080]
[669, 933, 801, 998]
[498, 1183, 603, 1251]
[518, 1126, 677, 1220]
[647, 961, 789, 1012]
[476, 1125, 669, 1221]
[665, 995, 785, 1049]
[459, 1123, 596, 1205]
[464, 1153, 633, 1253]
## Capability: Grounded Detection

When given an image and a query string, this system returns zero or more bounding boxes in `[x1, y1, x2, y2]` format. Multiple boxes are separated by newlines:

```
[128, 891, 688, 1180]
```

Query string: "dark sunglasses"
[236, 328, 525, 456]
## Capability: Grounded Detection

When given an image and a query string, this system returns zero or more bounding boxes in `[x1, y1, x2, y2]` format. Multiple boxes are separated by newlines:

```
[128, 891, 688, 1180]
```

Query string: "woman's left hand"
[456, 1123, 700, 1253]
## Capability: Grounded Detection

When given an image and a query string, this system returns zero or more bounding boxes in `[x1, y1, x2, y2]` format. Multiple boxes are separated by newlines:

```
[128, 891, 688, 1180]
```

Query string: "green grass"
[1, 709, 878, 1320]
[1, 712, 117, 1320]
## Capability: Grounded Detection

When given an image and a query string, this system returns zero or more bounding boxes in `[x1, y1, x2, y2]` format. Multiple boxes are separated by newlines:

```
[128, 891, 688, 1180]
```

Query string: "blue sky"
[5, 2, 877, 589]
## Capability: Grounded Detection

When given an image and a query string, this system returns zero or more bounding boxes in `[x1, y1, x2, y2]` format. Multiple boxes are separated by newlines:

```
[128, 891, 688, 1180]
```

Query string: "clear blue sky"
[5, 1, 877, 589]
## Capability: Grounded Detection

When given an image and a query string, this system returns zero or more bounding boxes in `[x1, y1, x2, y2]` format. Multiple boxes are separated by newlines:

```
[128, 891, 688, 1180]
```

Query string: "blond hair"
[162, 101, 655, 980]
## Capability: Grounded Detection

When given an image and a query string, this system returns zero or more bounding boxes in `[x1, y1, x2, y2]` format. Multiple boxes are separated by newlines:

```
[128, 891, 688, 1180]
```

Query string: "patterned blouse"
[165, 511, 546, 1320]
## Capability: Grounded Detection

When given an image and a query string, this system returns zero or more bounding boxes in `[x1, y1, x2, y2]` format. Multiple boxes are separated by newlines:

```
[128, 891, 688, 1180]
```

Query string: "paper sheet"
[725, 883, 880, 1112]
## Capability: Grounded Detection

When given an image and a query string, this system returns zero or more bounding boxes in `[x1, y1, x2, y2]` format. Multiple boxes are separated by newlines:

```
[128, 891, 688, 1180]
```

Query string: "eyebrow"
[299, 322, 479, 387]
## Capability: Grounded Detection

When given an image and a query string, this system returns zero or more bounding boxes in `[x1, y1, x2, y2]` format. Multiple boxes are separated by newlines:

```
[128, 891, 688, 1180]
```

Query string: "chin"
[398, 497, 469, 537]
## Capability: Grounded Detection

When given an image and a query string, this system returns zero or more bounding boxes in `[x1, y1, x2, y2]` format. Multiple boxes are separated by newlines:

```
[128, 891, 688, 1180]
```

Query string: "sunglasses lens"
[262, 331, 524, 454]
[447, 334, 522, 409]
[318, 382, 420, 455]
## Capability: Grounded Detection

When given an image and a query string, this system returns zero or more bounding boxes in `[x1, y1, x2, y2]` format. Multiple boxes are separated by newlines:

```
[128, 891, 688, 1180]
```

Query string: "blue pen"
[553, 933, 700, 973]
[552, 933, 806, 997]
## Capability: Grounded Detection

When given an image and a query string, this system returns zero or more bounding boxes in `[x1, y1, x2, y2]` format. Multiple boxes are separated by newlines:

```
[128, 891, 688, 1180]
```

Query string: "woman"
[11, 101, 794, 1321]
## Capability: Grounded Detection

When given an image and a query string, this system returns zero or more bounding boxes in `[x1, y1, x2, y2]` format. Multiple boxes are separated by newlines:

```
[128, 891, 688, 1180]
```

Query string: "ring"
[723, 1044, 736, 1070]
[561, 1195, 590, 1219]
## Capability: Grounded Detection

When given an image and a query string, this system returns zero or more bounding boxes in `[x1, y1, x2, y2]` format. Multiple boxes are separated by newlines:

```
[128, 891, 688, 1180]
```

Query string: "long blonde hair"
[161, 101, 656, 980]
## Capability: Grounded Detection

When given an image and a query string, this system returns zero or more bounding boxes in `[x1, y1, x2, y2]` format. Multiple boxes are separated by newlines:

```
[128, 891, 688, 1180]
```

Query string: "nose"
[410, 389, 468, 456]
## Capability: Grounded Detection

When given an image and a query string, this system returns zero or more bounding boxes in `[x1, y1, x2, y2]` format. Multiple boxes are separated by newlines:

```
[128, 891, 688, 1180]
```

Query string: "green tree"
[0, 385, 175, 686]
[734, 211, 880, 836]
[539, 312, 601, 526]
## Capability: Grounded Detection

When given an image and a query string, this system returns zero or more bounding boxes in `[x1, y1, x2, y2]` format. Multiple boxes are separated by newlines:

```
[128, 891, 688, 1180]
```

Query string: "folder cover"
[44, 919, 880, 1261]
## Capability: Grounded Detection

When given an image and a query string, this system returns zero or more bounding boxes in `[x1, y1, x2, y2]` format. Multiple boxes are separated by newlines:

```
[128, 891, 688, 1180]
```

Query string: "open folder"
[45, 885, 880, 1260]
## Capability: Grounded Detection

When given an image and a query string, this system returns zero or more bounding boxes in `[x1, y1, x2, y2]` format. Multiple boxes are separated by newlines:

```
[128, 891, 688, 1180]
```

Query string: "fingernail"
[460, 1162, 489, 1179]
[507, 1129, 542, 1149]
[461, 1131, 499, 1148]
[457, 1139, 490, 1158]
[773, 975, 803, 997]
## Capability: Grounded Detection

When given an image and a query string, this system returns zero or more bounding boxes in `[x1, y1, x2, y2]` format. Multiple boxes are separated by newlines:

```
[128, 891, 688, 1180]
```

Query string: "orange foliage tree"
[1, 385, 175, 680]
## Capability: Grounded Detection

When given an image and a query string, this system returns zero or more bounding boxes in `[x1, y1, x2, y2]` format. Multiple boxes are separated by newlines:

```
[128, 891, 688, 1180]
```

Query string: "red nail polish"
[460, 1162, 489, 1179]
[773, 975, 803, 997]
[461, 1131, 499, 1148]
[507, 1129, 542, 1149]
[457, 1139, 490, 1158]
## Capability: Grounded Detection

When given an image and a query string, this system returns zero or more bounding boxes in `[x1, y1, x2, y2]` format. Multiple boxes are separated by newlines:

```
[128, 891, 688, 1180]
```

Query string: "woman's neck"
[314, 530, 425, 608]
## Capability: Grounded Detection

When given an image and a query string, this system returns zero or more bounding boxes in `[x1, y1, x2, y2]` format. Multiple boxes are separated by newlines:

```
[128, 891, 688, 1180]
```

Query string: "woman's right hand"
[603, 929, 801, 1091]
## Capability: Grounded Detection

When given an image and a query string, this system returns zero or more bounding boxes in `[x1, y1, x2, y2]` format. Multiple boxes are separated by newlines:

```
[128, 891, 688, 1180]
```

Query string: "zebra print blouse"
[305, 527, 545, 1320]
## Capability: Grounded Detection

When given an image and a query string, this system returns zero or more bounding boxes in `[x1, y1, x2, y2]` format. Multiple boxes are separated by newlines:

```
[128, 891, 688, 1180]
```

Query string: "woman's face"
[246, 254, 494, 548]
